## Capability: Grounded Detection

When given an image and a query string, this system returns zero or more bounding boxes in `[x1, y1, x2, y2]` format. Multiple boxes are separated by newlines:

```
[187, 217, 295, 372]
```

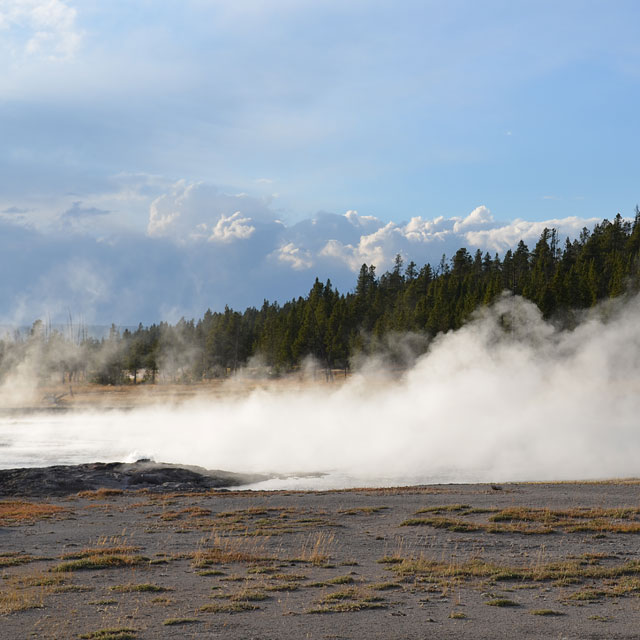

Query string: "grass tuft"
[162, 618, 199, 626]
[79, 629, 137, 640]
[0, 500, 67, 525]
[486, 598, 518, 607]
[110, 583, 169, 593]
[530, 609, 564, 616]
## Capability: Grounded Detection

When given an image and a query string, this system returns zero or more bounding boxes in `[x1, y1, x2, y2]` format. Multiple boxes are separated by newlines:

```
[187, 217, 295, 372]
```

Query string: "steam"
[2, 293, 640, 487]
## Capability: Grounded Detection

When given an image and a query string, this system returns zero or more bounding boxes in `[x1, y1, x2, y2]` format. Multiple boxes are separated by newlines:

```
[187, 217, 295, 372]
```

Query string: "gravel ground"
[2, 474, 640, 639]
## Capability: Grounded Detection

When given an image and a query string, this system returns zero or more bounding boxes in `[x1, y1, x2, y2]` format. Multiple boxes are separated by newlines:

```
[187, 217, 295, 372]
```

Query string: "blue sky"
[1, 1, 639, 324]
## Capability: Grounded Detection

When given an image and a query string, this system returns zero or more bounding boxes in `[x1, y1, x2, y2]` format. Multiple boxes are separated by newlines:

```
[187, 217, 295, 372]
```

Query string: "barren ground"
[3, 479, 640, 639]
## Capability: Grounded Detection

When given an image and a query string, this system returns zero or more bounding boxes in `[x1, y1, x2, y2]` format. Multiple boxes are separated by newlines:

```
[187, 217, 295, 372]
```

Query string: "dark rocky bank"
[0, 460, 268, 496]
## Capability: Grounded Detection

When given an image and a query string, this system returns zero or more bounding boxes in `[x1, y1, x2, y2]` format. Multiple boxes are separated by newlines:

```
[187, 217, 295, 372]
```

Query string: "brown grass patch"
[306, 588, 386, 613]
[0, 500, 67, 525]
[404, 505, 640, 534]
[77, 488, 124, 499]
[385, 554, 640, 587]
[53, 546, 146, 572]
[291, 531, 335, 566]
[0, 552, 36, 568]
[192, 535, 274, 568]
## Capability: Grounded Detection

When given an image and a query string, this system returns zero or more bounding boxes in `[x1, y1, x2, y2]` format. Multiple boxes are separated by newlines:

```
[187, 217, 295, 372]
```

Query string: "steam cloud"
[1, 293, 640, 488]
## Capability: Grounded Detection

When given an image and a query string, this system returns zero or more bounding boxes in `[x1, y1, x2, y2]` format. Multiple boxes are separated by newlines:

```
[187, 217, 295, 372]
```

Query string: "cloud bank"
[0, 180, 604, 325]
[0, 0, 81, 60]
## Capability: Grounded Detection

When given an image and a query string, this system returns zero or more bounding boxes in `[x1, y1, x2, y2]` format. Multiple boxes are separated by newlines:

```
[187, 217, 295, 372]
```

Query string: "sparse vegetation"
[485, 598, 518, 607]
[403, 505, 640, 535]
[79, 629, 137, 640]
[77, 489, 124, 499]
[162, 618, 199, 626]
[53, 546, 146, 572]
[307, 588, 386, 613]
[0, 552, 35, 568]
[292, 531, 335, 566]
[199, 601, 260, 613]
[530, 609, 564, 616]
[110, 583, 169, 593]
[0, 500, 67, 525]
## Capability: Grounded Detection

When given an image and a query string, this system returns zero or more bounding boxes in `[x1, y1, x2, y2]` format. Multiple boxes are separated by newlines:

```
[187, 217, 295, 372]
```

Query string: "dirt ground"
[3, 480, 640, 639]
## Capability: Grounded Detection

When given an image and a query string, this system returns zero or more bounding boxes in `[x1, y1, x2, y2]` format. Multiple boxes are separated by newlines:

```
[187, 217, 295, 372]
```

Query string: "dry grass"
[211, 506, 336, 536]
[292, 531, 335, 566]
[53, 546, 146, 572]
[162, 618, 199, 626]
[486, 598, 519, 607]
[191, 535, 274, 568]
[79, 629, 137, 639]
[415, 504, 472, 514]
[306, 588, 386, 613]
[384, 553, 640, 588]
[0, 500, 67, 525]
[61, 545, 141, 560]
[77, 488, 124, 499]
[337, 506, 388, 515]
[199, 601, 260, 613]
[110, 583, 170, 593]
[0, 571, 72, 614]
[160, 506, 211, 521]
[0, 552, 36, 568]
[404, 505, 640, 534]
[530, 609, 565, 616]
[0, 583, 44, 615]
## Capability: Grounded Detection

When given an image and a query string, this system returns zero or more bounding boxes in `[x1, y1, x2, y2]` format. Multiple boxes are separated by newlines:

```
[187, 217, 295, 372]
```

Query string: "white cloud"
[147, 181, 273, 243]
[0, 0, 82, 60]
[344, 210, 383, 233]
[208, 212, 255, 243]
[0, 190, 617, 325]
[464, 216, 600, 253]
[146, 183, 606, 276]
[452, 205, 494, 233]
[275, 242, 313, 270]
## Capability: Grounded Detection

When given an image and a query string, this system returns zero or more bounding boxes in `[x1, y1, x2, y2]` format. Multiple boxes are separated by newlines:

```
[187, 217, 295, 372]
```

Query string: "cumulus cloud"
[452, 205, 493, 232]
[143, 182, 608, 279]
[208, 212, 255, 243]
[147, 181, 274, 242]
[0, 0, 82, 60]
[275, 242, 313, 270]
[465, 216, 599, 253]
[0, 178, 616, 325]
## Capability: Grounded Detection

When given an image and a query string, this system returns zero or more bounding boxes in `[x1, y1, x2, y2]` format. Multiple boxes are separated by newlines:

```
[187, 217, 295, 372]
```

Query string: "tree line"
[3, 211, 640, 385]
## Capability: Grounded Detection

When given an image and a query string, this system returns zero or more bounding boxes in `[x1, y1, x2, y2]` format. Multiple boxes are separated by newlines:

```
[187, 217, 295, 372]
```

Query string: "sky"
[1, 0, 640, 325]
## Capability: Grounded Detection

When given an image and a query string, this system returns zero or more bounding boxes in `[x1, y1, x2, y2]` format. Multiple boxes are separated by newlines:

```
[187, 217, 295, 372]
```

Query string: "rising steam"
[2, 293, 640, 488]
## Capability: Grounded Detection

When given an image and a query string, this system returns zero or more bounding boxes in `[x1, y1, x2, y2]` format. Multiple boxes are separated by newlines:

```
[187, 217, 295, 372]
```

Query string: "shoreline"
[2, 459, 639, 495]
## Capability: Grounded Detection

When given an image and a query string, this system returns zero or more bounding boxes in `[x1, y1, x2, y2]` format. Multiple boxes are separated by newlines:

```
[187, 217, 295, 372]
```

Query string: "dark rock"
[0, 461, 269, 497]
